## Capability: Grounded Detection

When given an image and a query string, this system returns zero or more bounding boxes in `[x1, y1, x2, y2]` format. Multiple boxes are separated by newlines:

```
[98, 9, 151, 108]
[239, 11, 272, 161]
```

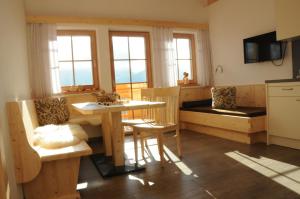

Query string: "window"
[173, 33, 197, 84]
[57, 30, 99, 92]
[109, 31, 152, 118]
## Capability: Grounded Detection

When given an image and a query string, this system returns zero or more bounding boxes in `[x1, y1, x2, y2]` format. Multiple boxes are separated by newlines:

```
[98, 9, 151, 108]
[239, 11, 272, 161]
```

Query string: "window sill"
[52, 88, 100, 97]
[61, 85, 99, 94]
[177, 80, 199, 87]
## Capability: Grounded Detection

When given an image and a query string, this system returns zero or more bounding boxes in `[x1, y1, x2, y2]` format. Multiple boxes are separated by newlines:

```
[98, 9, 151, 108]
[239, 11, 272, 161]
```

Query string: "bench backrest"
[180, 84, 266, 108]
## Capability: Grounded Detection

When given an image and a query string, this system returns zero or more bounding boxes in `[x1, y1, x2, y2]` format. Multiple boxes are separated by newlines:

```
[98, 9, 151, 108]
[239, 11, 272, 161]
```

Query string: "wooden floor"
[79, 130, 300, 199]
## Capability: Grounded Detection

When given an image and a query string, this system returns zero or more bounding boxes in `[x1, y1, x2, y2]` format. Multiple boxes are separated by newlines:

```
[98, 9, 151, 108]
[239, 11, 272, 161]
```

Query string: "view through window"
[57, 30, 99, 92]
[110, 31, 152, 118]
[173, 33, 197, 84]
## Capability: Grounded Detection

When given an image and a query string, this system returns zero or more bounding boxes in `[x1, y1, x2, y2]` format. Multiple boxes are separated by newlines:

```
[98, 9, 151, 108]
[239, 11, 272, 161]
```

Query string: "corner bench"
[7, 100, 92, 199]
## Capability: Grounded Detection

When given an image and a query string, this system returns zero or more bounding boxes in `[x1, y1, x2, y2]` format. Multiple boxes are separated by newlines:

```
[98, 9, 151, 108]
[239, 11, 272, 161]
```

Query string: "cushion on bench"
[33, 124, 88, 149]
[180, 106, 266, 117]
[182, 99, 212, 108]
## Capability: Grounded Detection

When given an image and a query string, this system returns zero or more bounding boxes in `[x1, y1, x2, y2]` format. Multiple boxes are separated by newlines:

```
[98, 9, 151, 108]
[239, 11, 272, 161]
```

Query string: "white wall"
[0, 0, 31, 198]
[209, 0, 293, 86]
[25, 0, 208, 23]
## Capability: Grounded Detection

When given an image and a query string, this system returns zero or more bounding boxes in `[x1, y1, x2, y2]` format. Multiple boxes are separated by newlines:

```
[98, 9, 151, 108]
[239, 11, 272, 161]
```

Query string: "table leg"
[111, 111, 125, 166]
[101, 113, 112, 156]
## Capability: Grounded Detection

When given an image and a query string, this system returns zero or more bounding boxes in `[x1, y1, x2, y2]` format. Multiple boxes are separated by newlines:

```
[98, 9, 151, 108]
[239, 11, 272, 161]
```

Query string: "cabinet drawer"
[268, 97, 300, 140]
[268, 86, 300, 97]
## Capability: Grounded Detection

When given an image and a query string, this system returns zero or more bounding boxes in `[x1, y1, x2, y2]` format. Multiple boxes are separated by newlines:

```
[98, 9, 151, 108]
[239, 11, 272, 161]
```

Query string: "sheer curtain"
[152, 27, 177, 87]
[196, 29, 213, 86]
[27, 23, 61, 98]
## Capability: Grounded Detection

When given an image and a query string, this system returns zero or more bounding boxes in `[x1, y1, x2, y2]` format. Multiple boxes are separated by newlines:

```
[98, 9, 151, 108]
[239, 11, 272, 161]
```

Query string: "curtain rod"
[26, 16, 209, 30]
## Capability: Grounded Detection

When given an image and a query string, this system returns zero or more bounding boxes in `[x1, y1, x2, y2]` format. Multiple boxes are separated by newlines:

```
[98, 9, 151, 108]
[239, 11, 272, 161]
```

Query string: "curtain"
[27, 23, 61, 98]
[152, 27, 177, 87]
[196, 29, 213, 86]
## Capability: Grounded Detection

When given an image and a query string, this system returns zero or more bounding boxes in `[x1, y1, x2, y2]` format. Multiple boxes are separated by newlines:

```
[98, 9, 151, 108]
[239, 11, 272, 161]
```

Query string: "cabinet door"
[268, 97, 300, 140]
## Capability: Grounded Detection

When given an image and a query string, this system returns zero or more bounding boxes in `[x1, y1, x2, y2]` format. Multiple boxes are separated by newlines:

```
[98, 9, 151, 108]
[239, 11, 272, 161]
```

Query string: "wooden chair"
[132, 87, 181, 166]
[121, 88, 154, 126]
[121, 88, 155, 155]
[6, 100, 92, 199]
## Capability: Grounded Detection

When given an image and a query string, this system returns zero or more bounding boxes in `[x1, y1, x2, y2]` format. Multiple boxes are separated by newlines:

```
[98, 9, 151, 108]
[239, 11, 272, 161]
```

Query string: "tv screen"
[243, 31, 282, 64]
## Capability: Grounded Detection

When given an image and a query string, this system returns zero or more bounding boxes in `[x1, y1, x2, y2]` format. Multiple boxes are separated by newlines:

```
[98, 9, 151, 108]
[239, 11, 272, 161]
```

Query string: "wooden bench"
[180, 85, 267, 144]
[7, 100, 92, 199]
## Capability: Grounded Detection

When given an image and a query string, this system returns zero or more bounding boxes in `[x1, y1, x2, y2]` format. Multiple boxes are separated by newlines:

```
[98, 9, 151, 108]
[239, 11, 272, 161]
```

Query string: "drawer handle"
[282, 88, 294, 91]
[297, 99, 300, 102]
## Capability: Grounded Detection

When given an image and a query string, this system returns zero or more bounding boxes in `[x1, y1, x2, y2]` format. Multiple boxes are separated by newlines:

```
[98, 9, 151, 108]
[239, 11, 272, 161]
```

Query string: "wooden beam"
[26, 16, 209, 30]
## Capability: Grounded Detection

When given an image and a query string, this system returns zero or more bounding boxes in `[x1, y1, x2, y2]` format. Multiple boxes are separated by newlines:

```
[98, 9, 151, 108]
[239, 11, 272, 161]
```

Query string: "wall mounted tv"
[243, 31, 282, 64]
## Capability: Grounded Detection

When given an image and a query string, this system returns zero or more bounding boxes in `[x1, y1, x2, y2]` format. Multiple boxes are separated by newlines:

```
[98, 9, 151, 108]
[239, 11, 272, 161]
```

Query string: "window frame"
[109, 31, 153, 91]
[173, 33, 197, 85]
[57, 30, 99, 93]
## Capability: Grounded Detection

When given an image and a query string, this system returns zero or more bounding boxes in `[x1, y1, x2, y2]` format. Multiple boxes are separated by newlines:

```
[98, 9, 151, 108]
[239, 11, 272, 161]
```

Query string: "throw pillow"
[34, 97, 70, 126]
[211, 87, 237, 109]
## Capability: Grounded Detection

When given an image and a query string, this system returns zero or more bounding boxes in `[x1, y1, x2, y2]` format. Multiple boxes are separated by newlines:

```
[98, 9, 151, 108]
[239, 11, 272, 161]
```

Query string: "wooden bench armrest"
[35, 141, 92, 162]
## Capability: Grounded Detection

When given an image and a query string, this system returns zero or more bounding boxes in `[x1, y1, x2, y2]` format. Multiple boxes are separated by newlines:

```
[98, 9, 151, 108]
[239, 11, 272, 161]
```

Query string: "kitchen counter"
[265, 78, 300, 83]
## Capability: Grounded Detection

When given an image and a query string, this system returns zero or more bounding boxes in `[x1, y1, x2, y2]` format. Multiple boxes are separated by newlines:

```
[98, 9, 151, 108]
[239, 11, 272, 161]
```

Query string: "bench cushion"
[33, 124, 88, 149]
[182, 99, 212, 108]
[180, 106, 266, 117]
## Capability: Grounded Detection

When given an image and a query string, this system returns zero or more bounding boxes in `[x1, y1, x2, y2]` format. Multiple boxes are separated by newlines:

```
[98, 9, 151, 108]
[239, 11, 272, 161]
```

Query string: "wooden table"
[72, 100, 165, 167]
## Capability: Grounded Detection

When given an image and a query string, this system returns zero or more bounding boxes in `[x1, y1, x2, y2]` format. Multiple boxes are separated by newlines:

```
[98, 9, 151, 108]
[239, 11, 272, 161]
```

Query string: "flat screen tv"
[243, 31, 282, 64]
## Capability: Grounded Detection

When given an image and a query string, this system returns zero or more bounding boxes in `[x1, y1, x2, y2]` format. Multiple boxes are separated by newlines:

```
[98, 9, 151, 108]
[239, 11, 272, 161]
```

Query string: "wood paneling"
[26, 16, 209, 30]
[179, 84, 266, 108]
[235, 84, 266, 107]
[179, 86, 211, 106]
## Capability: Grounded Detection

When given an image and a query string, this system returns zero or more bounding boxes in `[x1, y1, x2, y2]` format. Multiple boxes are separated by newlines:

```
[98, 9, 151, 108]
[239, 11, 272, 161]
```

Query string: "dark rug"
[90, 153, 145, 178]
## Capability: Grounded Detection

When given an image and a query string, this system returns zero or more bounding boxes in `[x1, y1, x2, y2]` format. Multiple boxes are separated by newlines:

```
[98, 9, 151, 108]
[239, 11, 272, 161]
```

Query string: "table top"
[72, 100, 166, 115]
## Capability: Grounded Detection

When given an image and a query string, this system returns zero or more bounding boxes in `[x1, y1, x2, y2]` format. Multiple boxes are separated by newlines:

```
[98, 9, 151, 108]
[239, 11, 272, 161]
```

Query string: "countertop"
[265, 78, 300, 83]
